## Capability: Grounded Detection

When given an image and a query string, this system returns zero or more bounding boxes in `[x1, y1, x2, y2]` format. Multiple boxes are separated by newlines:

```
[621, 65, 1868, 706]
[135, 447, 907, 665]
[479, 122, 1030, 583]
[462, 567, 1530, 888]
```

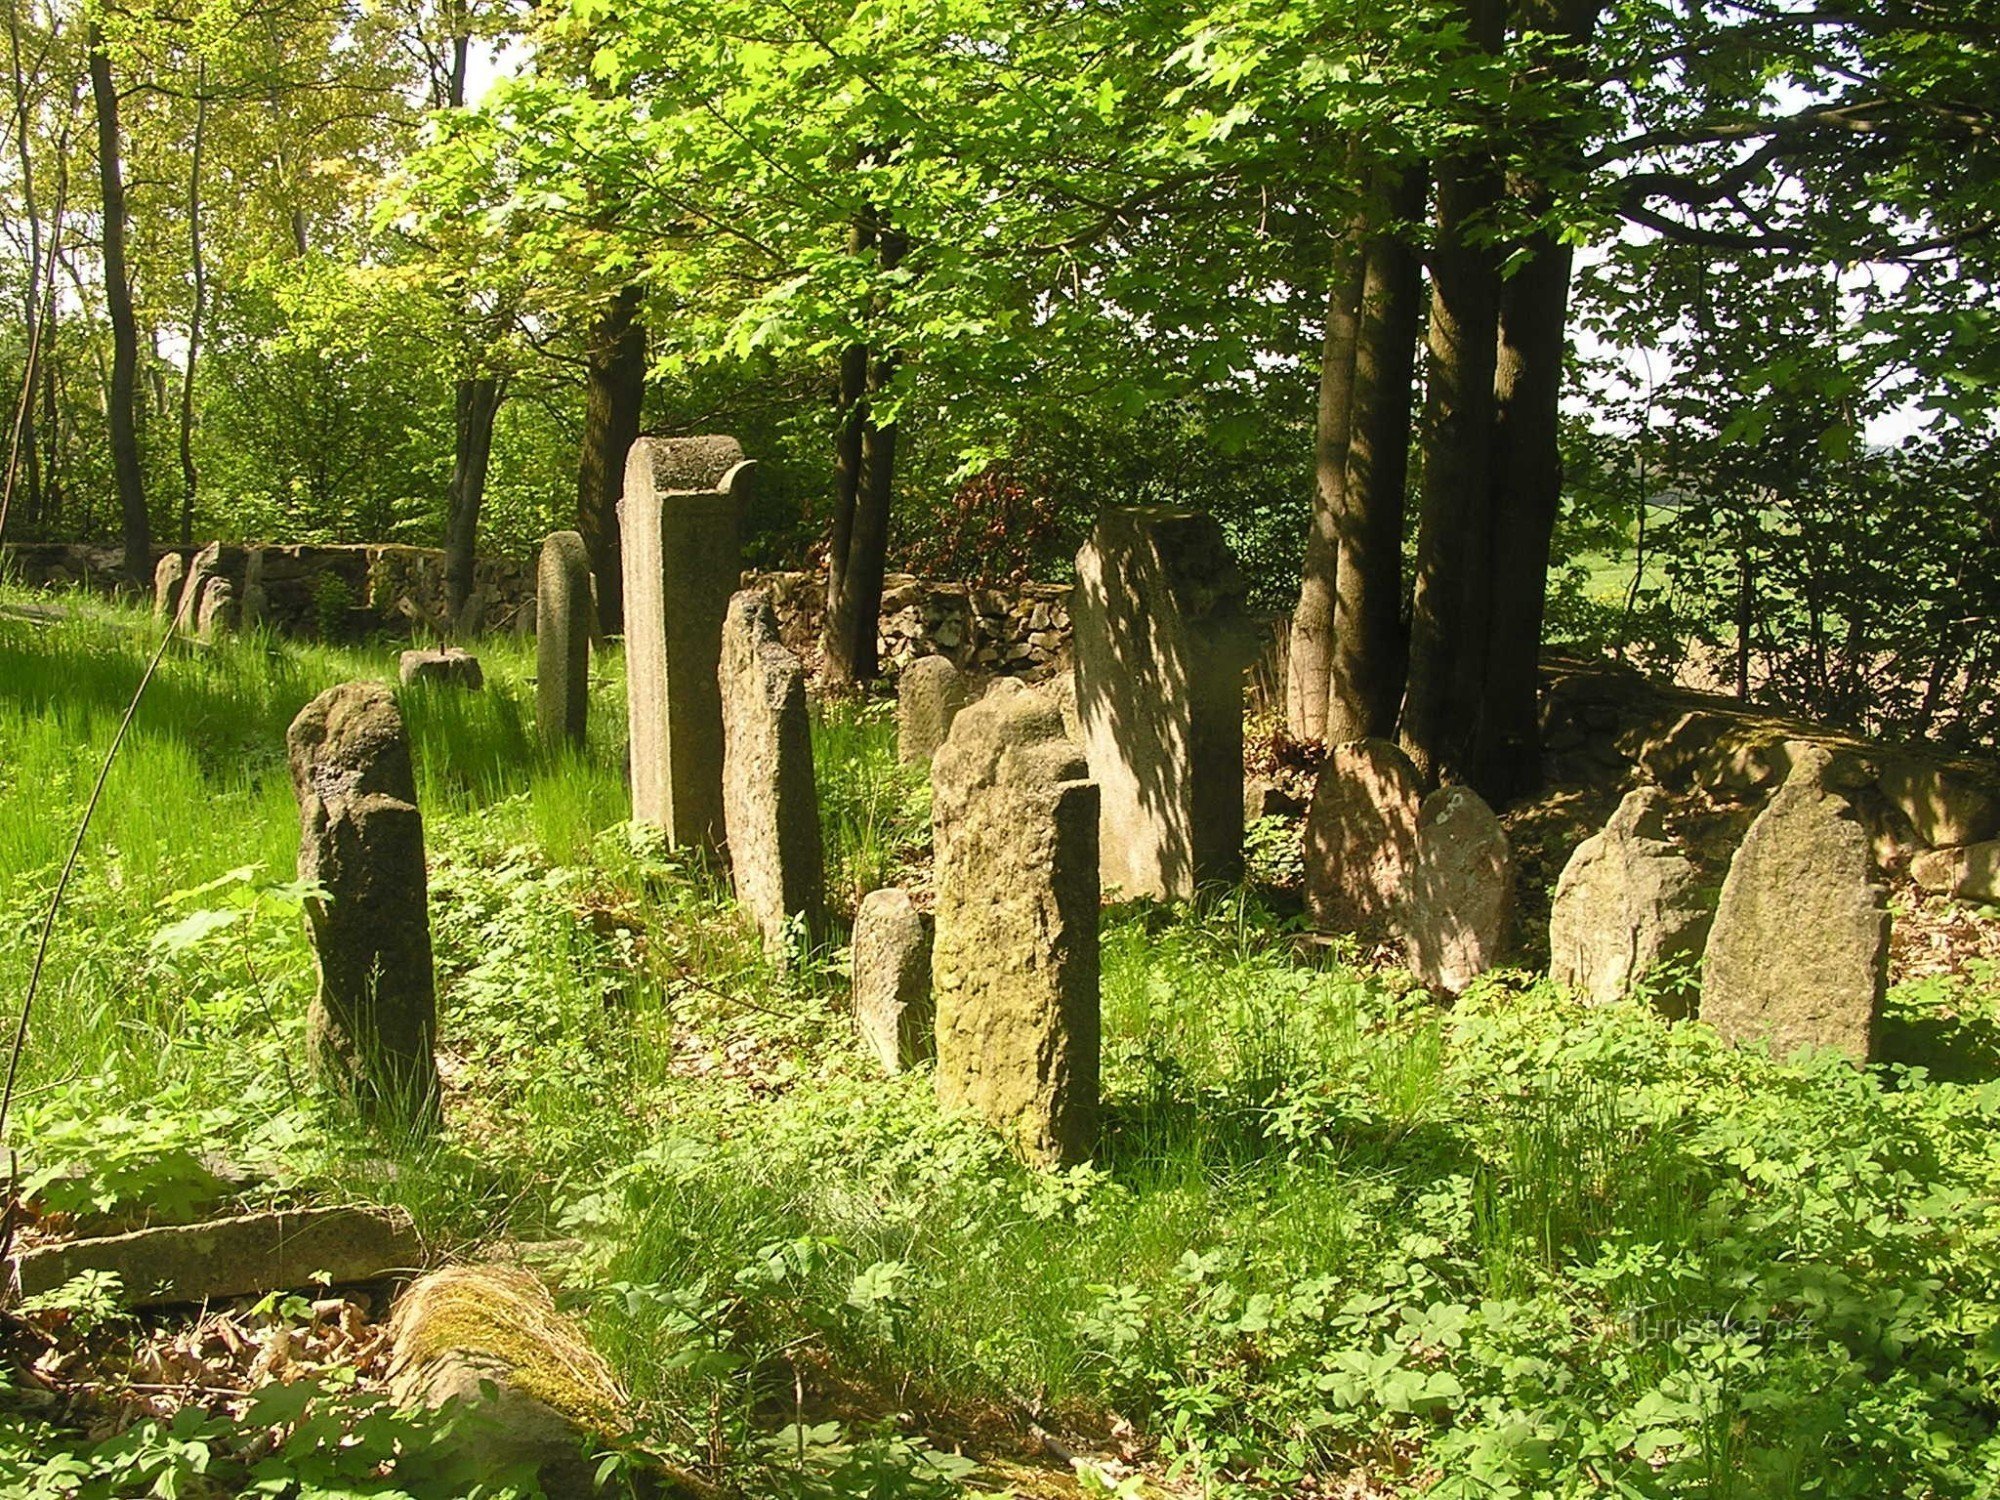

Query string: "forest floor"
[3, 587, 2000, 1499]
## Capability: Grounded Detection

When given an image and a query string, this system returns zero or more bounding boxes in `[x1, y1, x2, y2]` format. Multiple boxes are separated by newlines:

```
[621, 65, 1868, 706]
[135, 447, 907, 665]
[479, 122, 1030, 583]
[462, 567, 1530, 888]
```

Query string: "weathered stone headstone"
[196, 577, 237, 640]
[1702, 744, 1888, 1062]
[1911, 839, 2000, 903]
[619, 436, 751, 846]
[1073, 507, 1252, 901]
[719, 589, 824, 958]
[853, 887, 934, 1074]
[287, 682, 440, 1128]
[1549, 787, 1711, 1011]
[931, 681, 1100, 1166]
[398, 647, 484, 689]
[1303, 739, 1424, 932]
[240, 548, 268, 629]
[896, 655, 970, 765]
[1404, 785, 1515, 995]
[179, 541, 223, 631]
[536, 530, 593, 750]
[152, 552, 186, 621]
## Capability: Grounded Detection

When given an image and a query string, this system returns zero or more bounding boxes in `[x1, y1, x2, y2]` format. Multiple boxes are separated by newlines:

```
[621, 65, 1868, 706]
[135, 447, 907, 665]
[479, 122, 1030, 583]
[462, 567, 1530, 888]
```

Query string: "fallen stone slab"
[11, 1205, 423, 1307]
[1911, 840, 2000, 903]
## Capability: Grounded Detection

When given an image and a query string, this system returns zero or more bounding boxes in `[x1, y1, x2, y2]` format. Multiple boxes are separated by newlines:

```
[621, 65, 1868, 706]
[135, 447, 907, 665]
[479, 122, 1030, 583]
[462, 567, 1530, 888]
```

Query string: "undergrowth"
[3, 587, 2000, 1497]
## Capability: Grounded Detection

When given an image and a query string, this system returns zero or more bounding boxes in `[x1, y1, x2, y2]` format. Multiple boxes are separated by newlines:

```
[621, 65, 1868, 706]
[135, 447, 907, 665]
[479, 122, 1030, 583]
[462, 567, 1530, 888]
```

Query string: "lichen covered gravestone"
[1404, 785, 1515, 996]
[619, 436, 752, 846]
[852, 887, 934, 1074]
[1302, 738, 1423, 931]
[241, 548, 269, 629]
[719, 588, 824, 958]
[399, 647, 484, 689]
[179, 541, 223, 631]
[1548, 787, 1710, 1011]
[1702, 744, 1888, 1062]
[1073, 507, 1253, 900]
[536, 530, 593, 749]
[896, 655, 970, 766]
[931, 681, 1100, 1166]
[152, 553, 186, 620]
[287, 681, 441, 1127]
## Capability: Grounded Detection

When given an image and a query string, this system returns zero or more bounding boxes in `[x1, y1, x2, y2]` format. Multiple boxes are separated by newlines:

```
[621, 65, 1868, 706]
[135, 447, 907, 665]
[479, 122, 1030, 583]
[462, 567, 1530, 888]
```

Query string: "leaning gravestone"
[853, 887, 935, 1074]
[719, 588, 824, 959]
[152, 553, 186, 621]
[931, 681, 1100, 1166]
[287, 681, 441, 1128]
[1303, 738, 1423, 932]
[536, 530, 592, 750]
[1549, 787, 1711, 1011]
[178, 542, 223, 631]
[1404, 785, 1515, 995]
[897, 655, 970, 766]
[1073, 507, 1253, 901]
[196, 577, 238, 641]
[240, 548, 268, 629]
[399, 647, 484, 689]
[619, 436, 752, 847]
[1702, 744, 1888, 1062]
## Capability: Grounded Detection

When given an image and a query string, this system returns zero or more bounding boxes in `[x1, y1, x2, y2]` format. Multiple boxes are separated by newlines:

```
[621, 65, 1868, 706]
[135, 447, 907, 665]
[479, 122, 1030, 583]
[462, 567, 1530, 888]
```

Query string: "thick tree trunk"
[838, 351, 900, 683]
[1287, 219, 1364, 743]
[1472, 231, 1572, 800]
[443, 375, 505, 623]
[576, 285, 645, 633]
[88, 23, 149, 581]
[177, 74, 207, 544]
[1327, 166, 1424, 743]
[5, 0, 42, 531]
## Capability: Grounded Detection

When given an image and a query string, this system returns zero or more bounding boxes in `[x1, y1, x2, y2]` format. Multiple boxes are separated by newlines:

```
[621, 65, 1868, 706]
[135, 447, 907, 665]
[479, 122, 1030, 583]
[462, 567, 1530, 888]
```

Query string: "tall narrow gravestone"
[1073, 508, 1253, 901]
[932, 681, 1100, 1167]
[720, 588, 825, 958]
[619, 436, 752, 846]
[179, 541, 223, 632]
[152, 553, 186, 621]
[1702, 745, 1888, 1062]
[536, 530, 593, 750]
[286, 682, 441, 1129]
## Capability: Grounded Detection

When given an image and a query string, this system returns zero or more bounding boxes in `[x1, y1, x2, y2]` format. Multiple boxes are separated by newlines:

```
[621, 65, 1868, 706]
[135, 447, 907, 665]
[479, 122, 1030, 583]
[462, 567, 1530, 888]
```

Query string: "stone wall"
[3, 541, 536, 639]
[756, 571, 1075, 682]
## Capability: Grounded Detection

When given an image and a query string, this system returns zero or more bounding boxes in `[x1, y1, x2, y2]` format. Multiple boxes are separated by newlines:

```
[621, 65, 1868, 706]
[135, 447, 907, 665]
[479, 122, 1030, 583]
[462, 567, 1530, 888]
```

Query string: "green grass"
[4, 585, 2000, 1499]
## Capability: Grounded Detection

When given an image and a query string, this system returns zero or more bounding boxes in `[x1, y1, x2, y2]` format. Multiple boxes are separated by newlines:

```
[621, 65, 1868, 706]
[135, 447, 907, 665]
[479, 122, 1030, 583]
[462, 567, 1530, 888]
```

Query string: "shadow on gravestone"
[1073, 507, 1255, 902]
[618, 436, 752, 847]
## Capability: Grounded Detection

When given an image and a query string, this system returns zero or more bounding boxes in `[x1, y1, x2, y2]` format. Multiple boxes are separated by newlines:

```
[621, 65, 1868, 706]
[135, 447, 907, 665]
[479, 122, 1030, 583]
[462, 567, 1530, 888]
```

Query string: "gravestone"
[1302, 738, 1423, 931]
[196, 577, 238, 641]
[399, 647, 484, 689]
[1073, 508, 1252, 900]
[536, 530, 593, 750]
[286, 681, 441, 1128]
[853, 887, 934, 1074]
[1404, 785, 1514, 995]
[240, 548, 269, 629]
[1702, 745, 1888, 1062]
[719, 589, 825, 959]
[619, 436, 752, 846]
[931, 680, 1100, 1166]
[896, 656, 970, 765]
[180, 541, 223, 631]
[1549, 787, 1710, 1011]
[152, 553, 186, 621]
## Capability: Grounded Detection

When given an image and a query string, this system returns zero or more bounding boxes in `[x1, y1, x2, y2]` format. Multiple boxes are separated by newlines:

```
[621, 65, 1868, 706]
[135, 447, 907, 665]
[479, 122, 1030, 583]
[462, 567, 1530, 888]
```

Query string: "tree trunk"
[822, 213, 903, 687]
[575, 285, 645, 633]
[1472, 230, 1572, 800]
[1327, 165, 1424, 743]
[443, 375, 505, 623]
[4, 0, 42, 531]
[1287, 214, 1363, 743]
[177, 71, 207, 544]
[88, 22, 149, 581]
